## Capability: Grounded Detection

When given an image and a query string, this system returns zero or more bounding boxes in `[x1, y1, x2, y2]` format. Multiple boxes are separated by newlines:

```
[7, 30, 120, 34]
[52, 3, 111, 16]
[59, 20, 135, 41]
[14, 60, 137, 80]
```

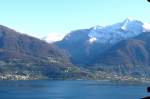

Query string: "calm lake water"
[0, 80, 149, 99]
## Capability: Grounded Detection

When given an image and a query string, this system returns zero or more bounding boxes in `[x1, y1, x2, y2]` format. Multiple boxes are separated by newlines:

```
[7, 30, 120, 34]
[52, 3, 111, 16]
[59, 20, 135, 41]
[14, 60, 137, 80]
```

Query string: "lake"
[0, 80, 149, 99]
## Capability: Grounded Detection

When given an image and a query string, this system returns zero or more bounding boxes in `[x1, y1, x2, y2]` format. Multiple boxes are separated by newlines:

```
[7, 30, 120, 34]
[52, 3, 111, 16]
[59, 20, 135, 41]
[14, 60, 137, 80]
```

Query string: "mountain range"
[1, 18, 150, 81]
[54, 18, 150, 78]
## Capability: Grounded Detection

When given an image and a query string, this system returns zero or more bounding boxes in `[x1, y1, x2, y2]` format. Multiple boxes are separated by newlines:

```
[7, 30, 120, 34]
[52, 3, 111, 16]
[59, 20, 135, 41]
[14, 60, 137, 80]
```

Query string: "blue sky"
[0, 0, 149, 38]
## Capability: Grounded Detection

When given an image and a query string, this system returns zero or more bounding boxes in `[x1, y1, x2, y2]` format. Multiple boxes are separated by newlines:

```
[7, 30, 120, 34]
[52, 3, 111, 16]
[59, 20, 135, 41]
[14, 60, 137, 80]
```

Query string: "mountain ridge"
[0, 25, 92, 80]
[54, 19, 150, 79]
[55, 18, 150, 66]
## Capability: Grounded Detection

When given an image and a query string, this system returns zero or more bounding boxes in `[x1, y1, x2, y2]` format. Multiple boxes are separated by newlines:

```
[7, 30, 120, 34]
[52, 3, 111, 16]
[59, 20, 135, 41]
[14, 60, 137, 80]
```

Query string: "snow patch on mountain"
[89, 37, 97, 43]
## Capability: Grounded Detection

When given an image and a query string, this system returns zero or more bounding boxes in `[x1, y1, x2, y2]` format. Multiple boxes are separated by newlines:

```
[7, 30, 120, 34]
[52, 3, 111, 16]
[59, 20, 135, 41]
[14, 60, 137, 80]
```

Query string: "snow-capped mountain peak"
[88, 18, 150, 44]
[121, 18, 144, 33]
[121, 18, 137, 30]
[43, 18, 150, 45]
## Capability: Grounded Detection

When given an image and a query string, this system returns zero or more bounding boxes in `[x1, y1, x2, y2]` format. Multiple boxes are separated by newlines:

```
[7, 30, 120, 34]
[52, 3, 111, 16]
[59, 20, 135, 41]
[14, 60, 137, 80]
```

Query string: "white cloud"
[43, 33, 66, 43]
[143, 23, 150, 32]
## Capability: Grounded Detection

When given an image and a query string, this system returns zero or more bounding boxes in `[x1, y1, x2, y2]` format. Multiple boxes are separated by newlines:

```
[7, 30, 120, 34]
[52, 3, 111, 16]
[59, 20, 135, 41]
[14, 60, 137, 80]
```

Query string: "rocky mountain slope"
[0, 25, 91, 80]
[94, 32, 150, 77]
[55, 18, 150, 66]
